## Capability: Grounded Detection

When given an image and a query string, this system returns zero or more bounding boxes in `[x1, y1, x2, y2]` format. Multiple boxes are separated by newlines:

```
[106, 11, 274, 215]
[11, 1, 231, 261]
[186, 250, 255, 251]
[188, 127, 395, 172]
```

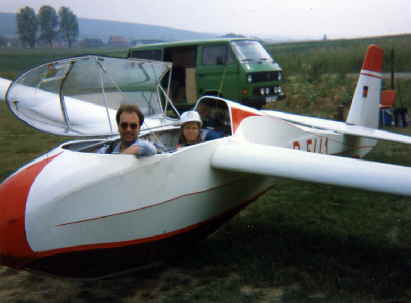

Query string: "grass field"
[267, 34, 411, 76]
[0, 47, 127, 80]
[1, 36, 411, 302]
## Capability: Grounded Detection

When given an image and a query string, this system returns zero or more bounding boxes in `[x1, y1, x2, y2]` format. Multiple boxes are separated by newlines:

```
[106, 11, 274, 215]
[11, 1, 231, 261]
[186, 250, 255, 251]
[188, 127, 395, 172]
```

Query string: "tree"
[16, 6, 38, 48]
[38, 5, 59, 47]
[59, 7, 79, 48]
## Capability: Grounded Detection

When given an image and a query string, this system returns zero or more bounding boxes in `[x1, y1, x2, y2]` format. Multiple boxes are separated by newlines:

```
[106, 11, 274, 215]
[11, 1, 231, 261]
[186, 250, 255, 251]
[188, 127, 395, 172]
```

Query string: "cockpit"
[196, 97, 232, 140]
[61, 96, 233, 154]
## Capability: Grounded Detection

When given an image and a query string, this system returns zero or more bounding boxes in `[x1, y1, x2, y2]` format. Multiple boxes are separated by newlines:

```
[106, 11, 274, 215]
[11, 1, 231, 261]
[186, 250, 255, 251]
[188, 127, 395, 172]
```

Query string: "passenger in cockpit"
[97, 104, 157, 157]
[177, 111, 203, 148]
[197, 102, 228, 140]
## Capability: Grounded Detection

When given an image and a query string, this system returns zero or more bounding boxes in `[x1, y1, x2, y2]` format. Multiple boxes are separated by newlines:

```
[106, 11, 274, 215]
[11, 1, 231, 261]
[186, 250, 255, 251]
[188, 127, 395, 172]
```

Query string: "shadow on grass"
[164, 220, 411, 302]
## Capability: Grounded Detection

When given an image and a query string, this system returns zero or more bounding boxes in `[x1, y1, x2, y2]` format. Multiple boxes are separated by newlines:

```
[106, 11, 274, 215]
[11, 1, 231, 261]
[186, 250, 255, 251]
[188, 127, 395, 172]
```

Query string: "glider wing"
[211, 139, 411, 197]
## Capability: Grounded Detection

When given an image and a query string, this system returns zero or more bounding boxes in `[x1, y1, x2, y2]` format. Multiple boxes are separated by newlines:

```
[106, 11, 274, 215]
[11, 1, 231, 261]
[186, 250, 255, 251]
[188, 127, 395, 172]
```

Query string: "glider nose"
[0, 170, 36, 268]
[0, 154, 60, 268]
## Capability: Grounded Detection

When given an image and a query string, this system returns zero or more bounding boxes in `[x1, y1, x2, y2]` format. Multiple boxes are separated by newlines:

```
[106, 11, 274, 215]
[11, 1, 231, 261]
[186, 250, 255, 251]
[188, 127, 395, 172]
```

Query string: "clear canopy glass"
[6, 56, 175, 137]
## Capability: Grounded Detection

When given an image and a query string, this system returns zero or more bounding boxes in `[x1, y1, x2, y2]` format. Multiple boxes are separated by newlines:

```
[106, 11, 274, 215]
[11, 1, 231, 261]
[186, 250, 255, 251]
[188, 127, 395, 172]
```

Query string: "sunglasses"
[120, 122, 139, 130]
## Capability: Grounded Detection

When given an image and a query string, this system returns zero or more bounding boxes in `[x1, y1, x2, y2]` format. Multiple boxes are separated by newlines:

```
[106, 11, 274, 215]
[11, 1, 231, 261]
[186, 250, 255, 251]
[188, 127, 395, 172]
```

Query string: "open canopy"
[6, 56, 177, 137]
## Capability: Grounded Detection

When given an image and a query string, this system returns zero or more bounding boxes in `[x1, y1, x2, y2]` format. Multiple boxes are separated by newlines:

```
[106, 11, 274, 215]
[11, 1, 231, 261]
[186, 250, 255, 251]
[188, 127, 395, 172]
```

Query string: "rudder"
[346, 45, 384, 129]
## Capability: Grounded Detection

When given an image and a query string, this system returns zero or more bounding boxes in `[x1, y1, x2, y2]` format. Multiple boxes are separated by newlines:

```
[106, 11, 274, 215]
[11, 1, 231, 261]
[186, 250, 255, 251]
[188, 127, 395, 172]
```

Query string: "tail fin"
[346, 45, 384, 128]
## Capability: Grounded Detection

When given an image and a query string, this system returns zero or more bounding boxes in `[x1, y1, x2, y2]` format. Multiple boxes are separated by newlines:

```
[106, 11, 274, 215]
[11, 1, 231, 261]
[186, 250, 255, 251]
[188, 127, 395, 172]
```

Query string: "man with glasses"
[97, 104, 157, 157]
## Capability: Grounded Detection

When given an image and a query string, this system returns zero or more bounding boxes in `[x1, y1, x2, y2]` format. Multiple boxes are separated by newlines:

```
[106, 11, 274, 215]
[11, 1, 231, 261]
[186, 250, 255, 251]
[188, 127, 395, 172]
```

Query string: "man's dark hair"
[116, 104, 145, 126]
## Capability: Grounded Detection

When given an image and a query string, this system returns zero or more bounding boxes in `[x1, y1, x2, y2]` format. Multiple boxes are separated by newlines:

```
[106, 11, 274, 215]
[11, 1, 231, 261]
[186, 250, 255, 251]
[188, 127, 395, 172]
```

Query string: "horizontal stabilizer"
[212, 140, 411, 197]
[263, 110, 411, 145]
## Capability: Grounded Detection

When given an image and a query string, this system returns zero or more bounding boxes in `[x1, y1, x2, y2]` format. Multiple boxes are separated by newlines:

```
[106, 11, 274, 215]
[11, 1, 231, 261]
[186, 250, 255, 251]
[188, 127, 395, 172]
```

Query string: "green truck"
[128, 38, 284, 109]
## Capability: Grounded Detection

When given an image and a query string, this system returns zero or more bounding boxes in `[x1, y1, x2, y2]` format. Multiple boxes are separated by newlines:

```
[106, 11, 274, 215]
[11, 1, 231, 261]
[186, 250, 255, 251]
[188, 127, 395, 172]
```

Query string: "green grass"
[0, 47, 128, 79]
[0, 102, 68, 180]
[267, 33, 411, 75]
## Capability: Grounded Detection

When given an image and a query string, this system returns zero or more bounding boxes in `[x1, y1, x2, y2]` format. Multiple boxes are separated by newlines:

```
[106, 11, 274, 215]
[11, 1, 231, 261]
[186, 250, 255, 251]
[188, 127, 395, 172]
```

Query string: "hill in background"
[0, 12, 217, 43]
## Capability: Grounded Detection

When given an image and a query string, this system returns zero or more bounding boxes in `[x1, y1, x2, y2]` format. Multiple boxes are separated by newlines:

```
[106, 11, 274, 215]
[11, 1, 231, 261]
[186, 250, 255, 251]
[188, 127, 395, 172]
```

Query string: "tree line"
[16, 6, 79, 48]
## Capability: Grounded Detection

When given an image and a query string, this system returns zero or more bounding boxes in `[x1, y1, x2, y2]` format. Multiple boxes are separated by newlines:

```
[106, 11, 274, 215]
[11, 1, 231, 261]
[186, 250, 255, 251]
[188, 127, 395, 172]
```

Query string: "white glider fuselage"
[1, 130, 274, 277]
[24, 138, 272, 253]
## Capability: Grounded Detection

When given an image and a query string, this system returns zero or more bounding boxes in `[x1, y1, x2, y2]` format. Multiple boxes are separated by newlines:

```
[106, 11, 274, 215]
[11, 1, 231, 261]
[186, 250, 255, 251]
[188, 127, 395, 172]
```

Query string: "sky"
[1, 0, 411, 40]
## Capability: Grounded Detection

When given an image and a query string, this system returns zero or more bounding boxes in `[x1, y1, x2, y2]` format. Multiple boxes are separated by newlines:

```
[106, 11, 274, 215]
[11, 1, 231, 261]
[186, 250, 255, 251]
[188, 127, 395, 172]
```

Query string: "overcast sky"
[1, 0, 411, 39]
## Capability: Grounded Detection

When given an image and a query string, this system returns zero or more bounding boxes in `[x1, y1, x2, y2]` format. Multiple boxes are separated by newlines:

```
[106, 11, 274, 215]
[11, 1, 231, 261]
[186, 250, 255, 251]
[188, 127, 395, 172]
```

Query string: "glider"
[0, 45, 410, 278]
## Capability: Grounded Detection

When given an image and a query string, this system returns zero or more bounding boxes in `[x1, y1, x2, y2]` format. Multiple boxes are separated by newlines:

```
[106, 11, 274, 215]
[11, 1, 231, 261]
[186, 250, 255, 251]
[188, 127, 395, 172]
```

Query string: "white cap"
[180, 111, 202, 126]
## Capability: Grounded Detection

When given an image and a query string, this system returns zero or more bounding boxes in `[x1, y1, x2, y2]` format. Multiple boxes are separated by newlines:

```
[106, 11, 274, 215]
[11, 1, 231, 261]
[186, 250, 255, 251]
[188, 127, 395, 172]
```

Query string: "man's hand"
[121, 145, 140, 155]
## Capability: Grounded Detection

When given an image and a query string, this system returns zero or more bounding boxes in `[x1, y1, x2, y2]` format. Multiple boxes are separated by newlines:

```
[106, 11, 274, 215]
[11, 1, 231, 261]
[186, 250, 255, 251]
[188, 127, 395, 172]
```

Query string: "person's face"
[118, 112, 140, 145]
[197, 104, 209, 118]
[182, 122, 200, 143]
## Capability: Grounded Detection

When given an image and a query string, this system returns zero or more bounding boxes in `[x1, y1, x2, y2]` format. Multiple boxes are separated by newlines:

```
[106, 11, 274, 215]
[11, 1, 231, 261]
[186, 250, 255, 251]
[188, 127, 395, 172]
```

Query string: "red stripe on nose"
[0, 153, 61, 267]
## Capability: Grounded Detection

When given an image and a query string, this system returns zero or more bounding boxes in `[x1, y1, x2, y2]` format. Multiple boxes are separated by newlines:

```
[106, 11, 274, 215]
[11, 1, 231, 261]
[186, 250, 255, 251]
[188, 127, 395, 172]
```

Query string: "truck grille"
[251, 71, 281, 82]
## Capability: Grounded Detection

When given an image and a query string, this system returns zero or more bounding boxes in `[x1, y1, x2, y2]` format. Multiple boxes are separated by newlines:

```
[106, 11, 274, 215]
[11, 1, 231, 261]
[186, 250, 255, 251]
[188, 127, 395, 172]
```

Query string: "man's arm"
[96, 145, 109, 154]
[122, 140, 157, 157]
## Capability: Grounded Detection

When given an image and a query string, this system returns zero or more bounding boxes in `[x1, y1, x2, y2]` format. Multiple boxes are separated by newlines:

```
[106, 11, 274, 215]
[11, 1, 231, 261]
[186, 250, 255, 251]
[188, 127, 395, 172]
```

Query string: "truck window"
[130, 50, 162, 61]
[202, 45, 234, 65]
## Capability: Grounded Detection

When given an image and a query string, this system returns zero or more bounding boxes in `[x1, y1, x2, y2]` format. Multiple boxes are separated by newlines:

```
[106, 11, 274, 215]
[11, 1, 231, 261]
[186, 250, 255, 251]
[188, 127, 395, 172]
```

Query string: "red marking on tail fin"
[361, 45, 384, 73]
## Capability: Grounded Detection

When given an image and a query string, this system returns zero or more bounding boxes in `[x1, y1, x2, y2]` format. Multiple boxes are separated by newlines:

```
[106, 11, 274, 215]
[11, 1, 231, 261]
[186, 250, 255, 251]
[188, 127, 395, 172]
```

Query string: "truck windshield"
[231, 40, 274, 63]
